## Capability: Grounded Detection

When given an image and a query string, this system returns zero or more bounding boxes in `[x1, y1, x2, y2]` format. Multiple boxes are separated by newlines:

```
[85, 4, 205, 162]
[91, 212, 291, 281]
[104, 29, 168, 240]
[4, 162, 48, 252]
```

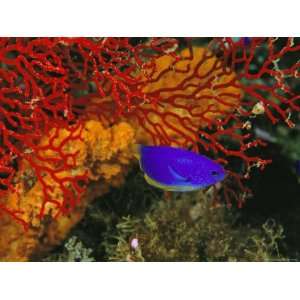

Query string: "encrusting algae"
[0, 47, 242, 261]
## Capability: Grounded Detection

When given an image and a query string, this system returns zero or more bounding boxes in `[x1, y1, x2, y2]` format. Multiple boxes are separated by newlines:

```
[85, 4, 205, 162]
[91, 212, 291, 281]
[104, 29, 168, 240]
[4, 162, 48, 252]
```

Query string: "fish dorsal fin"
[167, 165, 190, 182]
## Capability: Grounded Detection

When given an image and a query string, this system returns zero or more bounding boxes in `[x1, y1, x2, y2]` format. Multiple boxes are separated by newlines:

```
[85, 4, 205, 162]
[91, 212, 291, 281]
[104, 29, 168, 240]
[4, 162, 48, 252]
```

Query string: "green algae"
[43, 170, 288, 262]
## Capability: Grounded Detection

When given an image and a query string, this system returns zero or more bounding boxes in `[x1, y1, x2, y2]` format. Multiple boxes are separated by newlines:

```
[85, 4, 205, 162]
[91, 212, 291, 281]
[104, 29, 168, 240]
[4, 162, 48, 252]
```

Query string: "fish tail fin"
[131, 143, 142, 160]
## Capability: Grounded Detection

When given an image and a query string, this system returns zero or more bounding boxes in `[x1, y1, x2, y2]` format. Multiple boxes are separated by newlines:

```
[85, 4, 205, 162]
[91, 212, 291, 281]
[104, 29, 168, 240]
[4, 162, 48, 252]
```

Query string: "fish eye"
[211, 170, 219, 176]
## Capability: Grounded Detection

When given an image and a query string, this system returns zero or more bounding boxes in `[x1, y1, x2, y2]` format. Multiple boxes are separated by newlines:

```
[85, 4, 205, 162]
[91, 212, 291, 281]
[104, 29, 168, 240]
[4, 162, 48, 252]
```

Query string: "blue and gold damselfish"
[135, 145, 226, 192]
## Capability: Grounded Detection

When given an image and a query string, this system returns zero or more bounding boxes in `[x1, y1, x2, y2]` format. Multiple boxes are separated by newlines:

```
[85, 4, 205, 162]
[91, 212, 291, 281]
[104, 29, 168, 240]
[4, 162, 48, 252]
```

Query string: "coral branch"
[0, 37, 299, 232]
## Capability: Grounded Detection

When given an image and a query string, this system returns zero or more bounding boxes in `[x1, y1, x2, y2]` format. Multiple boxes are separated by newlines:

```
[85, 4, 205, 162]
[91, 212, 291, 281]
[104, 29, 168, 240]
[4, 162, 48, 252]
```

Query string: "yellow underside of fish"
[144, 174, 200, 192]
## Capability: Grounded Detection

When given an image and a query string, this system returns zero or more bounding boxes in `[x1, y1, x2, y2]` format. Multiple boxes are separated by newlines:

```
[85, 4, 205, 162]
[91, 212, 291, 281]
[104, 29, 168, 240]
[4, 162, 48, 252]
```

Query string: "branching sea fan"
[0, 38, 299, 259]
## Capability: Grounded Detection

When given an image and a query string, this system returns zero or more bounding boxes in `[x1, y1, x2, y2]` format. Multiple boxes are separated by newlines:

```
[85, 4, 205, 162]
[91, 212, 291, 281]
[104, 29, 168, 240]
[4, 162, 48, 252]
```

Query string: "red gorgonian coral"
[0, 37, 299, 228]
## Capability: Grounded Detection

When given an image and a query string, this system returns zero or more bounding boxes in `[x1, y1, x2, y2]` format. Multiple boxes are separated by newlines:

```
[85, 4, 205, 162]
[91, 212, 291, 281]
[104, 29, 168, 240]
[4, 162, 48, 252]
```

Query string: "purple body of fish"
[139, 145, 226, 191]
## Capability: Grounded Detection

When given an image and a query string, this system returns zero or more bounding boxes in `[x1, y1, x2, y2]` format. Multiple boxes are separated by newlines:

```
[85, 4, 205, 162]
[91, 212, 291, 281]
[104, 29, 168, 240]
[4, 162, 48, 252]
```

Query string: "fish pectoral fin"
[168, 165, 190, 182]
